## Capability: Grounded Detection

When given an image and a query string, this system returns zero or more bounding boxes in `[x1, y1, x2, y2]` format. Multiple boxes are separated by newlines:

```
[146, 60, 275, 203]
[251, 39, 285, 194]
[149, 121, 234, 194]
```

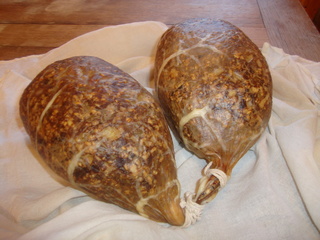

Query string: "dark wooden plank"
[0, 24, 107, 47]
[257, 0, 320, 61]
[0, 46, 54, 61]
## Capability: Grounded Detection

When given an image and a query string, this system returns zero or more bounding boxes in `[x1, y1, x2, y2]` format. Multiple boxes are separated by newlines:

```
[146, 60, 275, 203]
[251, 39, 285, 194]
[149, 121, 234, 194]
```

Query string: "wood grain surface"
[0, 0, 319, 61]
[257, 0, 320, 61]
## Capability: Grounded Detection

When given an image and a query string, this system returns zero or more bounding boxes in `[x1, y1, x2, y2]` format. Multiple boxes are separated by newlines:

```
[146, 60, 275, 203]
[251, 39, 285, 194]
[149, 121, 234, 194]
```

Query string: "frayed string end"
[179, 162, 229, 227]
[180, 192, 205, 228]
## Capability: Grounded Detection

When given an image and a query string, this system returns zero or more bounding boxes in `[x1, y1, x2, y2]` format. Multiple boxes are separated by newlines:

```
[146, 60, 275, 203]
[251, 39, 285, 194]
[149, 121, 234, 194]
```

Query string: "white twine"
[179, 162, 228, 228]
[203, 162, 228, 188]
[180, 192, 205, 228]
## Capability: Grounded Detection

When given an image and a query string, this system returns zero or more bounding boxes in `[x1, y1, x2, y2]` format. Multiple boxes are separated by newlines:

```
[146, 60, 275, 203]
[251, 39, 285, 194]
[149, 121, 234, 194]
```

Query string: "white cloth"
[0, 21, 319, 240]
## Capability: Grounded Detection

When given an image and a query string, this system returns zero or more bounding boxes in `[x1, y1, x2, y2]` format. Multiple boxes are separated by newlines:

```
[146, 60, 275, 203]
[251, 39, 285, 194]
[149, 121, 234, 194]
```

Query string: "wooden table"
[0, 0, 320, 62]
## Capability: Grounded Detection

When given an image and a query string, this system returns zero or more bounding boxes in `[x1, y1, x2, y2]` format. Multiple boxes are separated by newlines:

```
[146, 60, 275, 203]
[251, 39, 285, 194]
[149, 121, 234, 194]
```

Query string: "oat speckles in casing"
[19, 56, 185, 226]
[154, 18, 272, 204]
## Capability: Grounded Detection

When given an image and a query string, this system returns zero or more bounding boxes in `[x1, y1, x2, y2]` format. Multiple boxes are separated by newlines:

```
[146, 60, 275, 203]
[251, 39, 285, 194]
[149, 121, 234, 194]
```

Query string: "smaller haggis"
[154, 18, 272, 205]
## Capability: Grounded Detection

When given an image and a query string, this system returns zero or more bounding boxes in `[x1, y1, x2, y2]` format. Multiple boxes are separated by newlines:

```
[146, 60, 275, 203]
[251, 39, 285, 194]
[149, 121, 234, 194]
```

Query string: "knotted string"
[180, 162, 228, 228]
[180, 192, 205, 228]
[203, 162, 228, 188]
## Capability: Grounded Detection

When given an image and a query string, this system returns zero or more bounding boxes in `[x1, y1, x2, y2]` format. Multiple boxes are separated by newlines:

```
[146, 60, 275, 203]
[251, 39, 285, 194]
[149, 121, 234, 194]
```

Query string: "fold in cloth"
[0, 21, 319, 240]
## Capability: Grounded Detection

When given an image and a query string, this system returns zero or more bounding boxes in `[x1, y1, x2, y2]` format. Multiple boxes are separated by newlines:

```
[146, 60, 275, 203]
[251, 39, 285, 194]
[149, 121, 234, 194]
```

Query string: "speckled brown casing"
[154, 18, 272, 203]
[19, 56, 185, 226]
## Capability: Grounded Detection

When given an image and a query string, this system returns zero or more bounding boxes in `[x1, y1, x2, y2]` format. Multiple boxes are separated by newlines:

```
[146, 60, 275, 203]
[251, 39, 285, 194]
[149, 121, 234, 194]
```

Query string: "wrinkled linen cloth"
[0, 21, 319, 240]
